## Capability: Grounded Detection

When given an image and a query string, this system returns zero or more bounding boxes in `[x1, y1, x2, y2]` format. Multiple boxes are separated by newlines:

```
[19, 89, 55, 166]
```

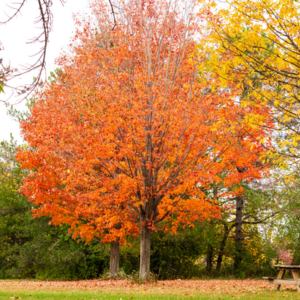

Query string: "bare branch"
[0, 0, 66, 101]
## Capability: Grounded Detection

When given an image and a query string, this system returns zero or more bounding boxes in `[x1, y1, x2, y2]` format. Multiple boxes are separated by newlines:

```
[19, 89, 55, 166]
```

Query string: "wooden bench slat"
[274, 265, 300, 269]
[274, 279, 299, 285]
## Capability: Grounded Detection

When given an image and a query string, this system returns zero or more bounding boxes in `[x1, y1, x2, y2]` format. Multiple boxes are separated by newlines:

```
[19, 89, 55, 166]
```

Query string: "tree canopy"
[16, 0, 275, 281]
[202, 0, 300, 163]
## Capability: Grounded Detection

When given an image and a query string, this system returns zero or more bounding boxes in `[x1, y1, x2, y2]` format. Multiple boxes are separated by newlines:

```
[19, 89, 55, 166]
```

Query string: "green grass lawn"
[0, 290, 298, 300]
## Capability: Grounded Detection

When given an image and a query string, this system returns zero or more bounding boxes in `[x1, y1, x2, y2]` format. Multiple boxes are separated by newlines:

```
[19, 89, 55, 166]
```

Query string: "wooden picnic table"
[263, 265, 300, 291]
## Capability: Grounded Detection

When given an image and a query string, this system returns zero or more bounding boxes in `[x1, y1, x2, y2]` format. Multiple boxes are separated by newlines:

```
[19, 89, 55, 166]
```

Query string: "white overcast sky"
[0, 0, 91, 143]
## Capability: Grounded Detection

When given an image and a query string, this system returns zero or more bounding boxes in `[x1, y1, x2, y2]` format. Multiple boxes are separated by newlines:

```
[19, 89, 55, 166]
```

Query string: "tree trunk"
[216, 226, 230, 271]
[139, 223, 151, 281]
[206, 244, 213, 273]
[109, 240, 120, 277]
[234, 195, 243, 272]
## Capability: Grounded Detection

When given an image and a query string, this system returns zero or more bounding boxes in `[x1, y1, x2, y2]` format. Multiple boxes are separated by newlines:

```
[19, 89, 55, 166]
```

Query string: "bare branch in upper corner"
[0, 0, 66, 102]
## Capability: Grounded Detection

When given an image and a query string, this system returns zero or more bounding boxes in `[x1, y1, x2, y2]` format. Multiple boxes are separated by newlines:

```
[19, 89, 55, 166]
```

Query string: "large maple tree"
[17, 0, 273, 280]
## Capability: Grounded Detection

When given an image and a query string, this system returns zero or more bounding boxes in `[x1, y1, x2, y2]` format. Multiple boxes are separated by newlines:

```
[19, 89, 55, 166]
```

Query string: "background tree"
[201, 0, 300, 264]
[202, 0, 300, 161]
[270, 165, 300, 265]
[0, 137, 109, 279]
[201, 176, 278, 275]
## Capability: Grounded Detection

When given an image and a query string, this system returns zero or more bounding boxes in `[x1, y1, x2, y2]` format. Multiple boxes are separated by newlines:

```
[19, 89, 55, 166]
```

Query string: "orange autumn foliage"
[17, 0, 272, 252]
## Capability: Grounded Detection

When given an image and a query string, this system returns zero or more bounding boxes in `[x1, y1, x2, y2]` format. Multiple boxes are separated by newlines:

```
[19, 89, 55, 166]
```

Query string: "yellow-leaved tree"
[201, 0, 300, 264]
[201, 0, 300, 161]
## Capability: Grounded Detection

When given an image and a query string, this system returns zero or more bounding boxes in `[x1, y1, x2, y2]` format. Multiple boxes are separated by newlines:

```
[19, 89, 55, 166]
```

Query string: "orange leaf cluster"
[17, 0, 273, 244]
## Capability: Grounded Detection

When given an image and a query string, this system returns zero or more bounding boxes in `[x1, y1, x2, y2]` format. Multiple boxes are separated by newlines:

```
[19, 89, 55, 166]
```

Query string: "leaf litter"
[0, 279, 296, 297]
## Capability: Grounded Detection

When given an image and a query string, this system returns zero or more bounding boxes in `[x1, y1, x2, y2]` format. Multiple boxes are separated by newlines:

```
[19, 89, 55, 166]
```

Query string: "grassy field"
[0, 279, 298, 300]
[0, 290, 299, 300]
